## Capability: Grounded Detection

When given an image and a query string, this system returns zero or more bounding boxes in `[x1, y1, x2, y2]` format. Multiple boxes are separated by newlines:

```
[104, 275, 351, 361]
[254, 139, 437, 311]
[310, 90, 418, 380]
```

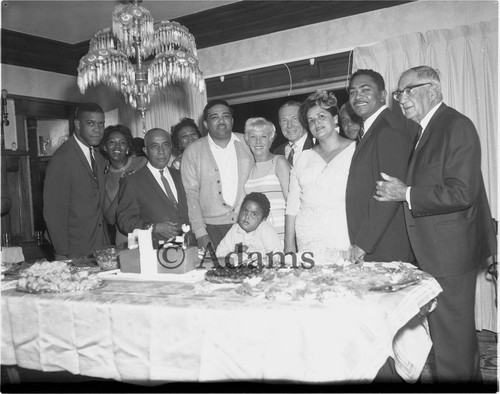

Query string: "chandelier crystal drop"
[77, 0, 205, 123]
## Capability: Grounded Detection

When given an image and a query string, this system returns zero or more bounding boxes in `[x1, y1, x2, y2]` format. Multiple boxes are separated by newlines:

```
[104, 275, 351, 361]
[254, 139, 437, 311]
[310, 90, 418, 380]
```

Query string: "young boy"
[216, 192, 282, 263]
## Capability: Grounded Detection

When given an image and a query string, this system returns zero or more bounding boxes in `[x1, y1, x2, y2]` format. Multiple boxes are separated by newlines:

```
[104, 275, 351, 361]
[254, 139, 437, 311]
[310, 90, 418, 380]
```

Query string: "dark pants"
[206, 223, 233, 250]
[428, 266, 482, 383]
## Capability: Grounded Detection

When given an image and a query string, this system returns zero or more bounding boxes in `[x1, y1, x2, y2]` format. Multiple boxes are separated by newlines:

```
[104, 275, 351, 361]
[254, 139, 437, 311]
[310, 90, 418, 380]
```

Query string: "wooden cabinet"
[1, 96, 77, 246]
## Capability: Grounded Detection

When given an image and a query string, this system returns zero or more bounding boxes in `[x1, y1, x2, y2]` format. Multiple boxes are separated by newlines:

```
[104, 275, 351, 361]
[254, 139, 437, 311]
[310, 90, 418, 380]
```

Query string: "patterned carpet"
[421, 329, 498, 387]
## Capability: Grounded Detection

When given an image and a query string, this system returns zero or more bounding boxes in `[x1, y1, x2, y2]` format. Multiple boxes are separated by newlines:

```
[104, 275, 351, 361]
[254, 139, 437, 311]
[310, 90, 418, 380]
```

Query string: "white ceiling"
[1, 0, 239, 44]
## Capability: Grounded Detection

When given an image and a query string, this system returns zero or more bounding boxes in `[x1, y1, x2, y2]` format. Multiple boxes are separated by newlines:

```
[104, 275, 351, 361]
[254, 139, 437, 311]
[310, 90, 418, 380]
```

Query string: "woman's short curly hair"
[242, 192, 271, 219]
[244, 117, 276, 139]
[99, 124, 133, 159]
[171, 117, 201, 151]
[299, 90, 339, 132]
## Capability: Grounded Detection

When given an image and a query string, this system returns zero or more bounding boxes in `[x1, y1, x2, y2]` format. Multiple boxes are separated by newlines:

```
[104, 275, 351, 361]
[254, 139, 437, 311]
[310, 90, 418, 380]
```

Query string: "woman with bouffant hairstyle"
[285, 91, 356, 264]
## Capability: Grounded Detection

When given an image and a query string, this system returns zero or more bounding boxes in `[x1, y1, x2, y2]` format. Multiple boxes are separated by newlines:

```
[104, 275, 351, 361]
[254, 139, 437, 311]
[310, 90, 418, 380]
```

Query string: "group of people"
[42, 65, 496, 384]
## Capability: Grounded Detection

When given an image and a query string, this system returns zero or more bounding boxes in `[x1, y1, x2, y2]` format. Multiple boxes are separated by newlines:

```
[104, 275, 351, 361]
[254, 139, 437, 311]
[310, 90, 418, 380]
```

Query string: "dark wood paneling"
[177, 1, 411, 49]
[1, 29, 83, 76]
[13, 95, 77, 119]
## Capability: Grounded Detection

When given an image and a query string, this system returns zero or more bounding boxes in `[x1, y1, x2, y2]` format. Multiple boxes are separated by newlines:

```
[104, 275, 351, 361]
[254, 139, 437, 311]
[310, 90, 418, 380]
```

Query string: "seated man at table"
[216, 192, 282, 264]
[117, 128, 193, 247]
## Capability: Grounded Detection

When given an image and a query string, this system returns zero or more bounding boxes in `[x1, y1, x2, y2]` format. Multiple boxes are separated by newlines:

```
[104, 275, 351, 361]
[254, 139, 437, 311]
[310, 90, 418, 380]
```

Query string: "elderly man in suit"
[273, 101, 314, 165]
[181, 99, 254, 250]
[346, 69, 414, 264]
[375, 65, 497, 383]
[117, 128, 191, 246]
[43, 102, 110, 258]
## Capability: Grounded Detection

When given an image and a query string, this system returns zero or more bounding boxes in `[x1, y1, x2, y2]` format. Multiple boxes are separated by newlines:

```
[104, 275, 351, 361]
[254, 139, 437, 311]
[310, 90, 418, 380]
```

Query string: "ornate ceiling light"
[77, 0, 205, 125]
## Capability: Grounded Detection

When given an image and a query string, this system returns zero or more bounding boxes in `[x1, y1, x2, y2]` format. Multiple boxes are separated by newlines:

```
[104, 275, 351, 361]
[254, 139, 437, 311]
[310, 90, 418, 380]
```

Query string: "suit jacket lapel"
[407, 104, 448, 180]
[351, 108, 388, 165]
[303, 135, 314, 150]
[70, 137, 95, 179]
[143, 166, 179, 211]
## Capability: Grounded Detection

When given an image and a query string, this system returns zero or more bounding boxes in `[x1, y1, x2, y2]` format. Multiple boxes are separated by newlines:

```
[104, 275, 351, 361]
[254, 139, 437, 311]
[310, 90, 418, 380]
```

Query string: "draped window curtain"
[352, 20, 498, 333]
[118, 84, 207, 137]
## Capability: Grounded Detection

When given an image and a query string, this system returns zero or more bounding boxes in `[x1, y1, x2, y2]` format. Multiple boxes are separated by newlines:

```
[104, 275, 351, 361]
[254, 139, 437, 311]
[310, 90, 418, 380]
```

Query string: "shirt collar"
[207, 132, 240, 149]
[147, 161, 168, 174]
[362, 104, 388, 134]
[74, 134, 91, 154]
[419, 101, 443, 131]
[290, 132, 308, 149]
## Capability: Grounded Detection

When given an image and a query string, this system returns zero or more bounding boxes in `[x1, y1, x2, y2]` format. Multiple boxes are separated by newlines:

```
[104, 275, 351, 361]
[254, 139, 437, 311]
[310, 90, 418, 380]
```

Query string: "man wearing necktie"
[117, 128, 192, 247]
[375, 66, 496, 384]
[43, 102, 110, 258]
[346, 69, 414, 264]
[273, 101, 314, 165]
[346, 69, 415, 382]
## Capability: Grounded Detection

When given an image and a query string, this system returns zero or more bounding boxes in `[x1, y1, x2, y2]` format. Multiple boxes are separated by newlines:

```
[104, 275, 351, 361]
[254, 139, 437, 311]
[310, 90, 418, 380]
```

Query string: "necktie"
[159, 170, 178, 208]
[356, 123, 365, 145]
[89, 147, 97, 177]
[287, 143, 295, 166]
[409, 125, 423, 162]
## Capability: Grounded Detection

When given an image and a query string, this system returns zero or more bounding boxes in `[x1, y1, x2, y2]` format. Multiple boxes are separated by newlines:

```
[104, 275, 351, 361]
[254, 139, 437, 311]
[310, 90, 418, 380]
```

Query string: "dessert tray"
[226, 261, 424, 300]
[15, 260, 104, 293]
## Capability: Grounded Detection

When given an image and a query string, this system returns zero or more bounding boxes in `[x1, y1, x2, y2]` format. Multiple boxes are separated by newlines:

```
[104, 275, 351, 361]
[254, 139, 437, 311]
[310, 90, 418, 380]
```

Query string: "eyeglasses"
[392, 82, 432, 102]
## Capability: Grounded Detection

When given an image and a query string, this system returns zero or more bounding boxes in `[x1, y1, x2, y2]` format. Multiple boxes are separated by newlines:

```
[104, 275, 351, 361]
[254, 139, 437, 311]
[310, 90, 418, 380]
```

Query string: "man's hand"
[197, 234, 213, 250]
[349, 244, 365, 263]
[154, 221, 180, 240]
[374, 172, 408, 202]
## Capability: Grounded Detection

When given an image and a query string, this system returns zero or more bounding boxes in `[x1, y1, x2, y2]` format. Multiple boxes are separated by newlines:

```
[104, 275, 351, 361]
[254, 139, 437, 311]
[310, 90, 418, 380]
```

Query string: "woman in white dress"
[284, 91, 356, 265]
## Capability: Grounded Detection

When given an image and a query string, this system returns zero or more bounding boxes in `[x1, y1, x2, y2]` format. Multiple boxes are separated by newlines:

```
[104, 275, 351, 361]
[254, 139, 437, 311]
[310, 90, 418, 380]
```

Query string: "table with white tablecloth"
[1, 268, 442, 385]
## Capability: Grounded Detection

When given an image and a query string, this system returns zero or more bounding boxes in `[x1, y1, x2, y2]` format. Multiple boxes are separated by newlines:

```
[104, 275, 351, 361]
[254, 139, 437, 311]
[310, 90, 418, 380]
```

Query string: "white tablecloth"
[1, 269, 442, 385]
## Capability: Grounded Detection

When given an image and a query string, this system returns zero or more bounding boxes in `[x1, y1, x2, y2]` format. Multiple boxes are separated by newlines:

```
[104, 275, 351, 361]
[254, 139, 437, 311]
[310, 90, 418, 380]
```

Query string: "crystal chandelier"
[77, 0, 205, 123]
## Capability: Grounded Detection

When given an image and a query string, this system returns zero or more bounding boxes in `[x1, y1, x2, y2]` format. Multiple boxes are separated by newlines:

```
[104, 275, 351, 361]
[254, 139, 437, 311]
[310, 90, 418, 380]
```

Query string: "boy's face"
[238, 200, 265, 233]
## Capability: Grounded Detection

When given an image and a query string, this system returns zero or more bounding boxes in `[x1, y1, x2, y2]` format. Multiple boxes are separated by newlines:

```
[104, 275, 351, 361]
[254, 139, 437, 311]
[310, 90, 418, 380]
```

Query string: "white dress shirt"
[287, 132, 309, 163]
[74, 135, 93, 169]
[208, 133, 239, 206]
[147, 162, 178, 202]
[405, 102, 444, 209]
[361, 105, 388, 139]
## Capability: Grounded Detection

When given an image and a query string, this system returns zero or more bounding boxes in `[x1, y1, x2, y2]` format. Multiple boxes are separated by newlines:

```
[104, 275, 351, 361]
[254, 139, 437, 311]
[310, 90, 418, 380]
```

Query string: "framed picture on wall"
[36, 119, 70, 156]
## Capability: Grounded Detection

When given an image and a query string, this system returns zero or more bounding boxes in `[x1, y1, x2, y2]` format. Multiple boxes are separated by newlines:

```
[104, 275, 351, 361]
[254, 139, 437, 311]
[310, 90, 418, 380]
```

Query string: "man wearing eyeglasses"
[375, 66, 496, 383]
[43, 102, 110, 259]
[346, 69, 414, 265]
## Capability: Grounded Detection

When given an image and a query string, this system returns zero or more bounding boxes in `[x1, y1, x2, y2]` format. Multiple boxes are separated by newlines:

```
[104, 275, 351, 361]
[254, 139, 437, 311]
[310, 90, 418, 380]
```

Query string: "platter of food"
[231, 262, 424, 301]
[16, 260, 104, 293]
[205, 263, 275, 284]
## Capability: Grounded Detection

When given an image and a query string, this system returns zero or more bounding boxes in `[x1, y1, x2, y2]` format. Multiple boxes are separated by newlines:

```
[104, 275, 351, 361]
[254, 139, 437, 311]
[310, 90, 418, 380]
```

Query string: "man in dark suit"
[117, 128, 191, 246]
[273, 101, 314, 165]
[375, 66, 497, 383]
[43, 102, 109, 259]
[346, 69, 413, 263]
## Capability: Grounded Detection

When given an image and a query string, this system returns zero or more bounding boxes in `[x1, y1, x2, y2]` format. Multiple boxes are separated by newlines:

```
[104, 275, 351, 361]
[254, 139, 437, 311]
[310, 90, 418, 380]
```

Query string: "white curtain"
[118, 84, 207, 137]
[353, 20, 498, 332]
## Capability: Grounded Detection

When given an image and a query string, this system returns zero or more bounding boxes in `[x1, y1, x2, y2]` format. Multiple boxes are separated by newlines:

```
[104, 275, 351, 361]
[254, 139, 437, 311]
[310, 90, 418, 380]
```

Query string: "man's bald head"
[143, 128, 172, 169]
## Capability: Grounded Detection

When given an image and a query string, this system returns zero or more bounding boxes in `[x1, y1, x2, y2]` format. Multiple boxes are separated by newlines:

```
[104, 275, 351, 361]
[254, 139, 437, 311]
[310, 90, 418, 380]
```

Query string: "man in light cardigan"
[181, 99, 254, 250]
